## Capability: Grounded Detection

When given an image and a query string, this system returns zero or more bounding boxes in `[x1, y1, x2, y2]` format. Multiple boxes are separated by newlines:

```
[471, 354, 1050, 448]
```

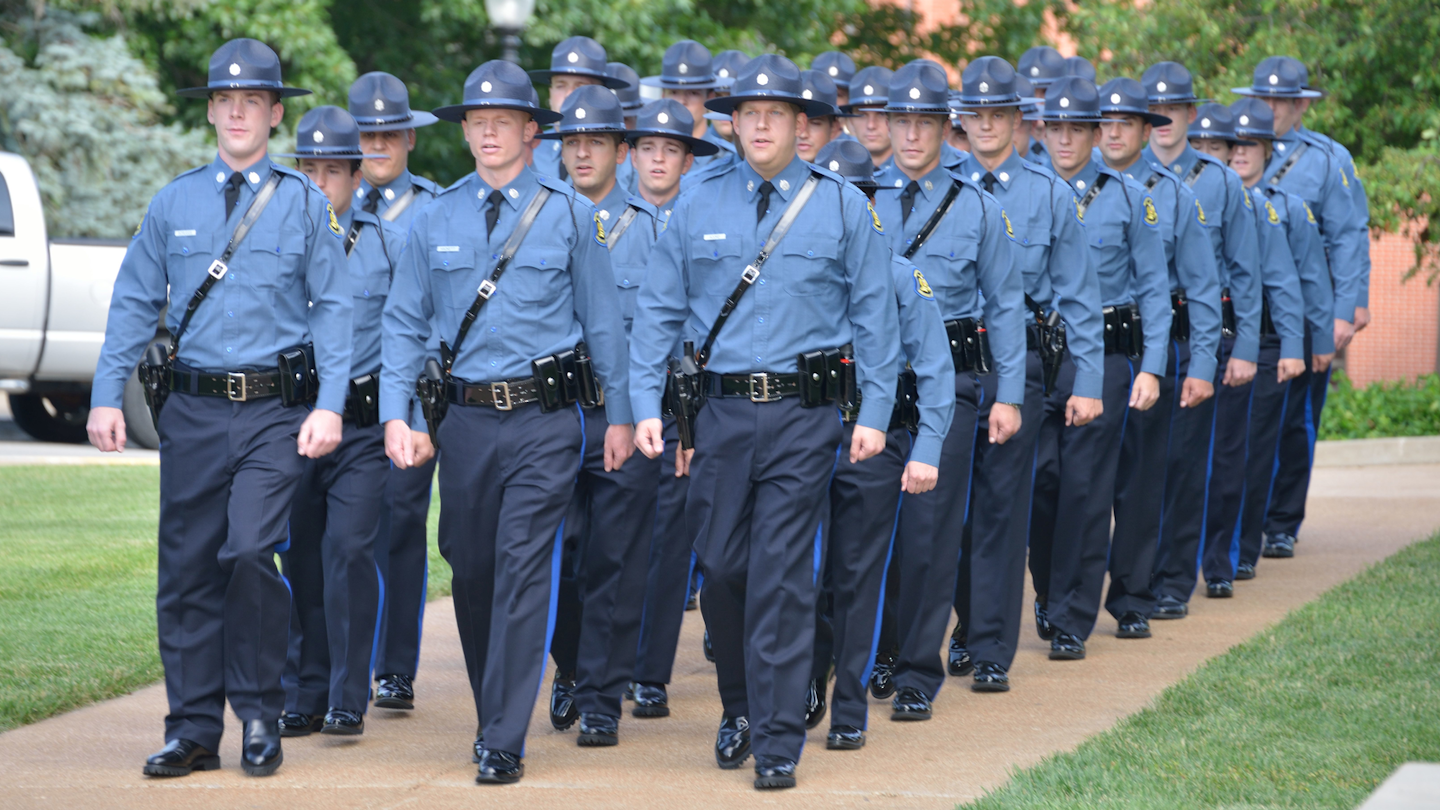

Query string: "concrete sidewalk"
[2, 464, 1438, 809]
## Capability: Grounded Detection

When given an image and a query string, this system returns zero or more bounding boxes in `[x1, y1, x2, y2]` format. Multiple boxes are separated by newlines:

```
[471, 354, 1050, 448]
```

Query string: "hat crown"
[847, 66, 895, 105]
[1096, 77, 1147, 112]
[635, 98, 695, 136]
[550, 36, 608, 75]
[206, 38, 285, 89]
[814, 139, 874, 184]
[660, 40, 716, 84]
[1064, 56, 1096, 82]
[1230, 97, 1275, 135]
[730, 53, 803, 100]
[463, 60, 538, 107]
[961, 56, 1019, 102]
[810, 52, 857, 84]
[886, 61, 950, 110]
[1190, 101, 1237, 137]
[556, 84, 626, 131]
[713, 50, 751, 82]
[1251, 56, 1305, 93]
[349, 72, 412, 121]
[1142, 61, 1196, 100]
[1042, 76, 1100, 117]
[1017, 46, 1066, 83]
[799, 69, 841, 111]
[293, 105, 364, 154]
[606, 63, 643, 106]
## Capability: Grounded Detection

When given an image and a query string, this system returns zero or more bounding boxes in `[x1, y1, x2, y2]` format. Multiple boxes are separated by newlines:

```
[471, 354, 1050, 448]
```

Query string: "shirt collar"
[738, 156, 812, 204]
[594, 181, 630, 220]
[958, 151, 1025, 189]
[1067, 157, 1102, 194]
[358, 169, 415, 205]
[209, 154, 273, 192]
[1274, 128, 1302, 153]
[885, 161, 951, 200]
[469, 165, 539, 212]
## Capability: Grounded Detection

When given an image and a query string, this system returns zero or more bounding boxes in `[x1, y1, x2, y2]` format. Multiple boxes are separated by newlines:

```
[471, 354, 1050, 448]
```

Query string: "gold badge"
[1243, 189, 1254, 209]
[1074, 196, 1085, 224]
[1143, 196, 1159, 227]
[132, 214, 144, 238]
[594, 211, 606, 246]
[1195, 199, 1208, 226]
[867, 201, 884, 234]
[1265, 200, 1280, 225]
[1001, 209, 1016, 239]
[1340, 165, 1350, 187]
[913, 268, 934, 299]
[327, 203, 342, 237]
[1304, 202, 1317, 224]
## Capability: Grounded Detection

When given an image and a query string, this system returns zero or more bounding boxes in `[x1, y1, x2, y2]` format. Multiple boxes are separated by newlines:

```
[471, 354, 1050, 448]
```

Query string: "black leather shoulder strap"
[902, 180, 962, 260]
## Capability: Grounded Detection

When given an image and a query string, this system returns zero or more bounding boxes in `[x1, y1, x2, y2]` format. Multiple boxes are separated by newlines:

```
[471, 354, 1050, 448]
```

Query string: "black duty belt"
[1170, 289, 1191, 342]
[703, 371, 801, 402]
[169, 367, 283, 401]
[344, 374, 381, 426]
[944, 317, 989, 373]
[1102, 304, 1141, 356]
[445, 376, 544, 409]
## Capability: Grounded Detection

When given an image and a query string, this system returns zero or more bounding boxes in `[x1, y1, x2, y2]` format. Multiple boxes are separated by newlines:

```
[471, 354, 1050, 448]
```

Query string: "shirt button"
[227, 310, 234, 317]
[226, 347, 233, 353]
[181, 247, 189, 254]
[623, 279, 629, 285]
[754, 356, 762, 363]
[757, 317, 764, 323]
[807, 250, 814, 257]
[490, 327, 497, 333]
[363, 290, 370, 298]
[712, 251, 718, 258]
[275, 247, 280, 253]
[1023, 238, 1029, 245]
[490, 361, 498, 367]
[443, 261, 449, 267]
[758, 279, 766, 286]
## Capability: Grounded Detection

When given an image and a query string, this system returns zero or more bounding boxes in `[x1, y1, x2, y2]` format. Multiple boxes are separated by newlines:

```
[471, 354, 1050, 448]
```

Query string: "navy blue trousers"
[632, 421, 694, 686]
[1236, 336, 1290, 569]
[282, 422, 387, 715]
[436, 402, 582, 757]
[691, 397, 841, 764]
[372, 454, 435, 680]
[156, 393, 307, 750]
[1030, 352, 1132, 640]
[1265, 328, 1330, 539]
[1151, 340, 1223, 603]
[1200, 336, 1257, 584]
[893, 371, 980, 700]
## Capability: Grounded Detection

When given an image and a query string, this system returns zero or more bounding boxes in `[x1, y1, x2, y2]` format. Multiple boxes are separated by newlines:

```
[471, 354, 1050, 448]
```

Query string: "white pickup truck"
[0, 151, 163, 448]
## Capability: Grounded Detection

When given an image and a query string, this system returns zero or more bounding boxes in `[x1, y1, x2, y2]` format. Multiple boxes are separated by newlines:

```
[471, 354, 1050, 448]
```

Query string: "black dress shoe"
[891, 686, 932, 721]
[577, 712, 619, 746]
[241, 719, 283, 777]
[476, 749, 523, 784]
[1116, 612, 1152, 638]
[1235, 563, 1257, 580]
[374, 673, 414, 710]
[472, 727, 484, 764]
[971, 661, 1010, 692]
[1049, 633, 1086, 660]
[804, 677, 827, 729]
[322, 708, 364, 735]
[1153, 596, 1189, 619]
[714, 715, 751, 769]
[549, 671, 578, 731]
[279, 711, 323, 737]
[623, 681, 635, 701]
[632, 682, 669, 717]
[869, 650, 897, 700]
[143, 738, 219, 777]
[703, 629, 715, 662]
[948, 622, 974, 676]
[1206, 580, 1234, 598]
[685, 591, 698, 611]
[826, 725, 865, 750]
[1034, 597, 1057, 641]
[754, 757, 797, 790]
[1262, 532, 1295, 558]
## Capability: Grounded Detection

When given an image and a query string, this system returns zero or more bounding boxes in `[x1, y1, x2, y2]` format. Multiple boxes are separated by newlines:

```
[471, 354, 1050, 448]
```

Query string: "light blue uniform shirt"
[380, 166, 632, 426]
[94, 155, 353, 413]
[533, 134, 564, 180]
[601, 190, 675, 339]
[1257, 186, 1336, 356]
[1243, 187, 1308, 359]
[630, 156, 902, 431]
[1297, 125, 1370, 309]
[871, 163, 1028, 405]
[956, 151, 1105, 399]
[338, 206, 407, 377]
[886, 253, 956, 467]
[355, 169, 441, 232]
[1064, 159, 1172, 377]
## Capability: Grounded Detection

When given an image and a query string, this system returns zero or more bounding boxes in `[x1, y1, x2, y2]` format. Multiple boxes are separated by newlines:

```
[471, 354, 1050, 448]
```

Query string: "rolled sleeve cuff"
[910, 434, 943, 468]
[995, 375, 1026, 407]
[315, 384, 346, 416]
[1231, 335, 1260, 364]
[1186, 353, 1217, 383]
[90, 378, 126, 411]
[603, 393, 634, 427]
[1071, 370, 1104, 400]
[1279, 337, 1304, 360]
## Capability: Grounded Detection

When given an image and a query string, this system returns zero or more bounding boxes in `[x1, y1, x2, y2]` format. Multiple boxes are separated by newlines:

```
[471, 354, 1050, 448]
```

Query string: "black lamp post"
[485, 0, 536, 64]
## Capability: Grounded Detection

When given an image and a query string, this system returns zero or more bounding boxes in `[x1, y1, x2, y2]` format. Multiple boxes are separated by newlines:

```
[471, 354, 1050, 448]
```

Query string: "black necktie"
[224, 172, 244, 221]
[362, 188, 381, 215]
[484, 189, 504, 239]
[982, 172, 997, 194]
[756, 181, 774, 225]
[900, 180, 920, 227]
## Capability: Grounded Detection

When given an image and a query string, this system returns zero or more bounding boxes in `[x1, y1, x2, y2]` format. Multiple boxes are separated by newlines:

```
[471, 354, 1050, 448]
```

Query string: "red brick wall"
[1344, 226, 1439, 386]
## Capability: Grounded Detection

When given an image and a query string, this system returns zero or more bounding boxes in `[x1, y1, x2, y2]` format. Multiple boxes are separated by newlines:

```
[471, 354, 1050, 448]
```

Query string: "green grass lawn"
[963, 532, 1440, 810]
[0, 465, 448, 732]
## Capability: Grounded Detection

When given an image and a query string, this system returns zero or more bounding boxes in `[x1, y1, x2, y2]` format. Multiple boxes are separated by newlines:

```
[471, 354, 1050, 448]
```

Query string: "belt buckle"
[748, 372, 780, 403]
[227, 371, 248, 402]
[490, 380, 513, 411]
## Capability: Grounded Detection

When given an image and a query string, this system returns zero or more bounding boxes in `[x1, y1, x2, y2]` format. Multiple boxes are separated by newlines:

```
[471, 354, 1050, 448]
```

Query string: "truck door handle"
[0, 259, 28, 266]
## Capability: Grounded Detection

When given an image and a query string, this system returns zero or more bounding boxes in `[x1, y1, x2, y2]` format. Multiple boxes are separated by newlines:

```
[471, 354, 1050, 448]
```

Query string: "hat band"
[1099, 105, 1149, 115]
[208, 79, 286, 90]
[554, 123, 627, 133]
[1042, 111, 1101, 119]
[1247, 86, 1303, 95]
[660, 73, 718, 86]
[884, 103, 950, 113]
[958, 95, 1022, 106]
[290, 146, 366, 157]
[458, 96, 541, 111]
[353, 111, 416, 126]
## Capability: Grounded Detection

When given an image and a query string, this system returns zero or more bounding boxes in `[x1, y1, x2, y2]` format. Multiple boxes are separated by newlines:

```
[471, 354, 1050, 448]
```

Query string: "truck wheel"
[8, 393, 90, 444]
[122, 367, 160, 449]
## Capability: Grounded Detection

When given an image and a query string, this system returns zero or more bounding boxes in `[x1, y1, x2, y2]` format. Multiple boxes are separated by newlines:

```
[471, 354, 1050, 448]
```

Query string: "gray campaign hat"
[349, 72, 438, 131]
[1188, 102, 1256, 145]
[884, 61, 960, 116]
[1064, 56, 1097, 82]
[958, 56, 1027, 107]
[713, 50, 751, 89]
[643, 40, 724, 90]
[528, 36, 630, 89]
[1230, 97, 1276, 140]
[433, 60, 563, 124]
[1097, 77, 1172, 126]
[811, 52, 857, 90]
[1016, 76, 1043, 120]
[843, 66, 893, 110]
[274, 106, 385, 160]
[1142, 61, 1210, 105]
[177, 38, 311, 99]
[1017, 46, 1066, 88]
[1036, 76, 1103, 122]
[625, 99, 720, 155]
[800, 69, 853, 118]
[814, 139, 878, 192]
[537, 85, 628, 139]
[704, 54, 835, 118]
[607, 63, 644, 111]
[1284, 57, 1329, 98]
[1232, 56, 1324, 99]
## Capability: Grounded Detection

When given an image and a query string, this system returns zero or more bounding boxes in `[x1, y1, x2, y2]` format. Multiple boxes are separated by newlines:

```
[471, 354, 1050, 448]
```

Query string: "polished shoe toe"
[1049, 633, 1086, 660]
[703, 629, 715, 662]
[577, 713, 620, 746]
[971, 661, 1010, 692]
[143, 738, 219, 777]
[1034, 597, 1057, 641]
[826, 725, 865, 750]
[869, 651, 897, 700]
[1262, 532, 1296, 558]
[754, 757, 797, 790]
[472, 727, 484, 764]
[241, 719, 283, 777]
[1235, 563, 1257, 580]
[322, 708, 364, 735]
[1206, 580, 1234, 598]
[948, 624, 974, 677]
[804, 676, 828, 729]
[549, 671, 578, 731]
[1116, 611, 1152, 638]
[890, 686, 932, 721]
[279, 711, 323, 737]
[374, 673, 415, 710]
[1153, 596, 1189, 619]
[715, 715, 751, 769]
[476, 749, 523, 784]
[632, 682, 670, 717]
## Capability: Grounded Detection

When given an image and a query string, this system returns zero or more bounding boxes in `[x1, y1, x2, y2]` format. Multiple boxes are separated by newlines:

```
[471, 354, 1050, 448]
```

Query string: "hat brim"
[528, 68, 631, 90]
[355, 111, 440, 131]
[624, 129, 721, 156]
[706, 93, 835, 119]
[1231, 87, 1324, 99]
[642, 75, 725, 91]
[1144, 95, 1213, 105]
[1101, 109, 1172, 127]
[955, 97, 1029, 108]
[849, 179, 879, 193]
[538, 125, 629, 141]
[1188, 132, 1259, 146]
[433, 100, 563, 125]
[882, 103, 954, 116]
[273, 150, 389, 160]
[178, 83, 312, 99]
[840, 100, 887, 113]
[1035, 112, 1104, 123]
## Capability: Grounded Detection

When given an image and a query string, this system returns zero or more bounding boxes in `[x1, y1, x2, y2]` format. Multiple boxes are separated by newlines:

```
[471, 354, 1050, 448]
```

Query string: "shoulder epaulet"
[1020, 160, 1056, 180]
[807, 163, 848, 189]
[411, 175, 443, 195]
[174, 164, 210, 181]
[440, 175, 470, 194]
[1295, 128, 1337, 152]
[269, 162, 307, 181]
[1194, 150, 1226, 168]
[949, 170, 982, 192]
[535, 173, 580, 198]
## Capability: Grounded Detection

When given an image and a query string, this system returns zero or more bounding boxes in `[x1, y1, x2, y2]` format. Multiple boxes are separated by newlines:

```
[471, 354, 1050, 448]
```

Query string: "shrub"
[1319, 371, 1440, 440]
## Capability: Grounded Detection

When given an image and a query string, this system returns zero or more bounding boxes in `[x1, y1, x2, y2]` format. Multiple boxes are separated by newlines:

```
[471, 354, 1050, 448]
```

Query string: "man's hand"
[851, 425, 887, 462]
[1130, 371, 1160, 411]
[901, 461, 938, 494]
[1354, 306, 1371, 332]
[87, 406, 127, 453]
[1313, 352, 1335, 373]
[635, 417, 665, 459]
[1334, 317, 1356, 352]
[385, 419, 416, 468]
[989, 402, 1021, 445]
[1065, 396, 1102, 427]
[1180, 376, 1214, 409]
[604, 423, 635, 472]
[297, 409, 343, 458]
[1223, 357, 1257, 387]
[1277, 358, 1306, 383]
[411, 430, 435, 466]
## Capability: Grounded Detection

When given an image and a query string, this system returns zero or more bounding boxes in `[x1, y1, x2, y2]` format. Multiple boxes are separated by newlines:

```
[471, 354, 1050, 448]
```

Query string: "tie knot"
[758, 181, 775, 195]
[227, 172, 244, 189]
[487, 189, 505, 206]
[903, 180, 920, 194]
[982, 172, 997, 191]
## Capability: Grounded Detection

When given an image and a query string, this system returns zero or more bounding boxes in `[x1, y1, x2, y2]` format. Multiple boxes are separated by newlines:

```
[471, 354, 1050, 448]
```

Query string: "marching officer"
[381, 60, 633, 784]
[811, 51, 858, 112]
[346, 70, 444, 713]
[709, 50, 752, 144]
[528, 36, 633, 179]
[795, 69, 851, 162]
[1016, 46, 1065, 164]
[872, 60, 1026, 719]
[274, 107, 405, 738]
[951, 56, 1103, 689]
[608, 62, 645, 194]
[643, 40, 736, 172]
[1029, 76, 1170, 660]
[88, 38, 352, 777]
[629, 53, 901, 789]
[843, 66, 896, 171]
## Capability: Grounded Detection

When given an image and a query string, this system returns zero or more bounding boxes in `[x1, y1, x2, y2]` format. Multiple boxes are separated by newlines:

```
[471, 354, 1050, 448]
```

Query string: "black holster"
[1220, 287, 1237, 339]
[138, 342, 171, 429]
[893, 368, 920, 431]
[945, 318, 992, 373]
[664, 341, 705, 450]
[345, 374, 380, 427]
[1038, 310, 1067, 395]
[534, 341, 604, 413]
[797, 347, 846, 408]
[416, 358, 448, 449]
[1170, 289, 1191, 342]
[276, 343, 319, 407]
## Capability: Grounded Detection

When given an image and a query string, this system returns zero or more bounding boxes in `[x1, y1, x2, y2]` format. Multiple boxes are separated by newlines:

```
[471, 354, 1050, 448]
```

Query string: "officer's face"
[550, 75, 602, 112]
[663, 88, 712, 133]
[961, 107, 1018, 159]
[835, 87, 850, 108]
[796, 115, 841, 162]
[888, 113, 945, 175]
[733, 101, 803, 174]
[1229, 140, 1270, 186]
[1098, 114, 1150, 165]
[1190, 138, 1233, 162]
[1041, 121, 1098, 173]
[359, 129, 416, 187]
[562, 133, 628, 199]
[1262, 97, 1304, 135]
[1148, 103, 1197, 150]
[854, 108, 891, 159]
[632, 136, 693, 201]
[461, 108, 538, 172]
[298, 159, 363, 214]
[207, 90, 284, 165]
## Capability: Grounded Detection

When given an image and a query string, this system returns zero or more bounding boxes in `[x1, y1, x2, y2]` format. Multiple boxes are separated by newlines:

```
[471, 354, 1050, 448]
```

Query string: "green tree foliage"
[835, 0, 1058, 72]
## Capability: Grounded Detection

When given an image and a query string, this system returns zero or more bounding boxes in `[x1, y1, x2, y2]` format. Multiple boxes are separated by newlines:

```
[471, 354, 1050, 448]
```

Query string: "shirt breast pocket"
[430, 246, 477, 314]
[1017, 208, 1052, 249]
[779, 238, 841, 297]
[923, 236, 978, 297]
[245, 229, 307, 289]
[508, 247, 569, 304]
[1087, 223, 1126, 253]
[165, 236, 211, 287]
[693, 237, 744, 295]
